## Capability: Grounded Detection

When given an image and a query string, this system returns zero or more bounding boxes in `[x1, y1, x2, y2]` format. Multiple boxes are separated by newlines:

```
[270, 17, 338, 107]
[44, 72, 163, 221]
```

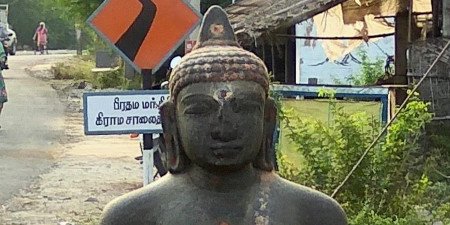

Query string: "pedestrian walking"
[0, 43, 8, 129]
[32, 22, 48, 54]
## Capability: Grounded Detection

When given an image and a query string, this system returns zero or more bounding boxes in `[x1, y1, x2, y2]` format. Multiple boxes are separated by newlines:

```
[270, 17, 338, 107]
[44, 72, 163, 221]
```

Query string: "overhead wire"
[372, 41, 390, 57]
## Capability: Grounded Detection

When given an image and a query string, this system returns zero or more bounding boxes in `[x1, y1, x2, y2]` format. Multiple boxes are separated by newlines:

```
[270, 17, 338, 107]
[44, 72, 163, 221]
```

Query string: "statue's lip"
[209, 143, 242, 150]
[210, 144, 242, 157]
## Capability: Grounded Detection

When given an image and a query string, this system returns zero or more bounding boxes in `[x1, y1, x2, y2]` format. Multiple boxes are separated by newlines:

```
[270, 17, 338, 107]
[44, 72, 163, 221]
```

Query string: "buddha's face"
[176, 81, 265, 171]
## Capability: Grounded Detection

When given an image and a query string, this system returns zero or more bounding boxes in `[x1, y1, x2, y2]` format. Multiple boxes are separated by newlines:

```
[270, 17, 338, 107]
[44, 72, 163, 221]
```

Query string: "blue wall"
[296, 21, 394, 85]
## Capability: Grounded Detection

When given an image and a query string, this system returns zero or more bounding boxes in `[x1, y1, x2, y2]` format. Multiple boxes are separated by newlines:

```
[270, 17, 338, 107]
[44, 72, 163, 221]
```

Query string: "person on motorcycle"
[32, 22, 48, 54]
[0, 24, 9, 69]
[0, 24, 8, 51]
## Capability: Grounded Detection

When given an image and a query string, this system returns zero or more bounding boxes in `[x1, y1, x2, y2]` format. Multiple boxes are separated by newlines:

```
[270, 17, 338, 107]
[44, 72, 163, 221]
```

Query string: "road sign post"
[142, 69, 155, 185]
[87, 0, 200, 185]
[142, 141, 154, 185]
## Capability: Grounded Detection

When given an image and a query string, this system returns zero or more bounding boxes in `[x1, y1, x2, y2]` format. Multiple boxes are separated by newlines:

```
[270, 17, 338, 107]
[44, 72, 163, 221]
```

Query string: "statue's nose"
[211, 106, 237, 142]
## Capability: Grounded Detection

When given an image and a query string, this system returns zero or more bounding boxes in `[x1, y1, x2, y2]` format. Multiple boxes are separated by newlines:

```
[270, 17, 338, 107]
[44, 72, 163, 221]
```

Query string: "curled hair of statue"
[168, 5, 270, 101]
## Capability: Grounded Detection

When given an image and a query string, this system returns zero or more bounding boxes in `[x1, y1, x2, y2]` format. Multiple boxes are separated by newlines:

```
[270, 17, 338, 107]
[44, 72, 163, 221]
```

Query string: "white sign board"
[83, 90, 169, 135]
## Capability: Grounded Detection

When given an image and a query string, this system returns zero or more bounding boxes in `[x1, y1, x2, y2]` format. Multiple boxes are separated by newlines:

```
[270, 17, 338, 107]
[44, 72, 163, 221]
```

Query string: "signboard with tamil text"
[83, 90, 170, 135]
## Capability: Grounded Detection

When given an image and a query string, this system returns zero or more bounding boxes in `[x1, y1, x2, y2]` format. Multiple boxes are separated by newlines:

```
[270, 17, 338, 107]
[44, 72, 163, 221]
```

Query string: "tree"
[41, 0, 102, 24]
[3, 0, 233, 50]
[38, 0, 103, 50]
[347, 49, 385, 86]
[0, 0, 77, 49]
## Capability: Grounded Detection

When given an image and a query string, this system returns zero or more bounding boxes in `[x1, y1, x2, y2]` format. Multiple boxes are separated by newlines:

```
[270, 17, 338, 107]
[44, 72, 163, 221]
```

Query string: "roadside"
[0, 56, 143, 225]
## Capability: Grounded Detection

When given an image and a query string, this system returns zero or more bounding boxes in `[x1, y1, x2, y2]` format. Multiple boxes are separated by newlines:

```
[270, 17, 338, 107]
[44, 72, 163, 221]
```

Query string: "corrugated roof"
[226, 0, 431, 41]
[226, 0, 347, 39]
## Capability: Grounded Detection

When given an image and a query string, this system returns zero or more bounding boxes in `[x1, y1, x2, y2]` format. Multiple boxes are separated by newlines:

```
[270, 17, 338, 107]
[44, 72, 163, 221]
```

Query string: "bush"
[277, 89, 450, 224]
[52, 59, 94, 81]
[93, 67, 125, 89]
[51, 56, 142, 90]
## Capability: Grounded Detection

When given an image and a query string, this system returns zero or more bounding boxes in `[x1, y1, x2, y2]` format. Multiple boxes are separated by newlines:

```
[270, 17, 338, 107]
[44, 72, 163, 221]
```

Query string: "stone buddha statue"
[100, 6, 347, 225]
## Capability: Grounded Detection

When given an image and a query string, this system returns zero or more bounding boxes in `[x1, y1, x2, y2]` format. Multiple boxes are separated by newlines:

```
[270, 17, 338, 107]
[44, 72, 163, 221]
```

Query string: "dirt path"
[0, 54, 67, 204]
[0, 56, 143, 225]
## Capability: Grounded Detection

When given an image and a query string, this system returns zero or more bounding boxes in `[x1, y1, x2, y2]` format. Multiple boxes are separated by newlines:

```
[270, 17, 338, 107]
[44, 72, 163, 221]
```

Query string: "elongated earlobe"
[160, 101, 190, 173]
[253, 98, 277, 171]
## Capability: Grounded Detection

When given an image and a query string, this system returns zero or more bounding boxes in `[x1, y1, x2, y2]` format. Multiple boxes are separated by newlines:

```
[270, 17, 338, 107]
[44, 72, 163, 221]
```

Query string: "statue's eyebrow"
[234, 92, 264, 103]
[180, 94, 215, 105]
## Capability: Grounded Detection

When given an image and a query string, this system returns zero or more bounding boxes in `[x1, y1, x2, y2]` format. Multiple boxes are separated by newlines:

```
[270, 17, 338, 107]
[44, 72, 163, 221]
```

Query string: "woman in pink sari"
[32, 22, 48, 54]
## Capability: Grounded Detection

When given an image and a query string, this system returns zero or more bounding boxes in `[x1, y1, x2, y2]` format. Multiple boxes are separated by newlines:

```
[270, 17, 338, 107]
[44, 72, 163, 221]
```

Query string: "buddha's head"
[160, 6, 276, 173]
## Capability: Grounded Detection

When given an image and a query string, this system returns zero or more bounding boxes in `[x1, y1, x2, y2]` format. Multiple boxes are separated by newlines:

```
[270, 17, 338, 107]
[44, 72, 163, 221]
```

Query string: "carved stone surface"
[99, 6, 347, 225]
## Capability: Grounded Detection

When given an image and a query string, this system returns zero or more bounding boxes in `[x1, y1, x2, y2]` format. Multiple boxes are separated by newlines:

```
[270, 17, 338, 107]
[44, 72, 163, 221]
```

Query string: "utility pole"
[75, 24, 82, 55]
[295, 24, 302, 84]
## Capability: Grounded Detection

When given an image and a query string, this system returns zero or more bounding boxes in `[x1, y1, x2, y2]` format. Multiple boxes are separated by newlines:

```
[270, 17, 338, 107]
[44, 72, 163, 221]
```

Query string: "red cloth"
[35, 27, 48, 45]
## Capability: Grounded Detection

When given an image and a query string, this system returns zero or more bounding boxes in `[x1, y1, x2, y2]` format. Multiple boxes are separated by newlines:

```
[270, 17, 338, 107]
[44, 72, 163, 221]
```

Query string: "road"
[0, 51, 74, 203]
[0, 51, 142, 223]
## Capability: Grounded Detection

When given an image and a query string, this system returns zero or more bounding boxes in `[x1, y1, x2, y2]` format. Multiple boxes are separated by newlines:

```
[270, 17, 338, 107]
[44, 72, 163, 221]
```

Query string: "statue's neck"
[187, 164, 259, 193]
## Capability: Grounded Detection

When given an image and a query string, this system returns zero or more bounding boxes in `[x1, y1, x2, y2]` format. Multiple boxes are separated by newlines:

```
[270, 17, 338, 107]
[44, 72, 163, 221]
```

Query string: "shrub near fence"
[51, 56, 142, 90]
[277, 91, 450, 224]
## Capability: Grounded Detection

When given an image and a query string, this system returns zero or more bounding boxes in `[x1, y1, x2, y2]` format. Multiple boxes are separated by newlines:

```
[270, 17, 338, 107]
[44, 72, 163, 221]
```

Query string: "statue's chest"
[156, 190, 273, 225]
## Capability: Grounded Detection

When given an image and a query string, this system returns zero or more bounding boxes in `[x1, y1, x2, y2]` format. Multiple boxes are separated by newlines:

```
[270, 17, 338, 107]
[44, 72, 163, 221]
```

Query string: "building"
[408, 0, 450, 118]
[225, 0, 450, 118]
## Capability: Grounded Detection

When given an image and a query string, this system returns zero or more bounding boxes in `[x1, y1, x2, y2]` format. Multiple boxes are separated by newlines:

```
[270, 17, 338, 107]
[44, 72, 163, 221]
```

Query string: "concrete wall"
[444, 0, 450, 37]
[409, 39, 450, 117]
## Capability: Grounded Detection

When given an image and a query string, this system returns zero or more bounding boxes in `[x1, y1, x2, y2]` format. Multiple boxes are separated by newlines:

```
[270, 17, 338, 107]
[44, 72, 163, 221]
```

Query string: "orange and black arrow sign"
[115, 0, 156, 61]
[88, 0, 200, 71]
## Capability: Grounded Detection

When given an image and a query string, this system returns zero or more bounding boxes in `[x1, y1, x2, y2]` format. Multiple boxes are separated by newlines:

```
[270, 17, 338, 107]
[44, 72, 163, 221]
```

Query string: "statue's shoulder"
[99, 174, 180, 225]
[270, 174, 348, 225]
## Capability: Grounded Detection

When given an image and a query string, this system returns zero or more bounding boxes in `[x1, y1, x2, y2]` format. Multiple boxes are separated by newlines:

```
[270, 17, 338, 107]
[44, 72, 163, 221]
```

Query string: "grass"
[278, 99, 382, 168]
[282, 99, 381, 122]
[52, 57, 95, 80]
[51, 56, 142, 90]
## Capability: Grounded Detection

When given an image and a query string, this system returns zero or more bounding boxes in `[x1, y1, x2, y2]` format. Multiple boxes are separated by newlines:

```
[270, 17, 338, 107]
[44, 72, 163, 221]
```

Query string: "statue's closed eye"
[230, 98, 262, 113]
[184, 102, 214, 115]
